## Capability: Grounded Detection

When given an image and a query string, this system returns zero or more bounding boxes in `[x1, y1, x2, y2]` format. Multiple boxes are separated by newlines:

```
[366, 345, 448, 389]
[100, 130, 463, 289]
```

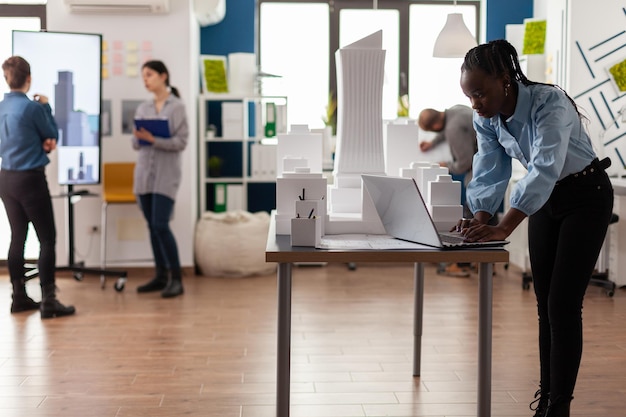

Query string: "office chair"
[100, 162, 137, 290]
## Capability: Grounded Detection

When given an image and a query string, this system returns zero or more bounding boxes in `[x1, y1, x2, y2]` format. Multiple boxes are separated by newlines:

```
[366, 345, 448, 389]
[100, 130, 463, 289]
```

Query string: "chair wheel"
[74, 272, 84, 281]
[114, 277, 126, 292]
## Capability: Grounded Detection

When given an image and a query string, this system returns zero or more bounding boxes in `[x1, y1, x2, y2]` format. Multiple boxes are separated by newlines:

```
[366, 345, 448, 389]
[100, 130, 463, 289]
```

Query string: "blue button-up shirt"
[0, 91, 58, 171]
[467, 81, 597, 216]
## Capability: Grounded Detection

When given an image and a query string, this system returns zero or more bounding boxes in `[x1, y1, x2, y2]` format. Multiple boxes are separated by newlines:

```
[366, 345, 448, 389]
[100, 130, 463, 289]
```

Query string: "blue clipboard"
[134, 119, 171, 145]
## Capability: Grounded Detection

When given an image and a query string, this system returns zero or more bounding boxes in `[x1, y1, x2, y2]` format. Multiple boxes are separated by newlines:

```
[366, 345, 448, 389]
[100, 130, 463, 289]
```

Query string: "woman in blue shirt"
[0, 56, 75, 318]
[132, 60, 188, 298]
[457, 40, 613, 417]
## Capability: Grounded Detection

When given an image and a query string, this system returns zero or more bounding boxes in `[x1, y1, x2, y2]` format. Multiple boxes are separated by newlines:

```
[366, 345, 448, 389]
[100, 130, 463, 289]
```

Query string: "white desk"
[265, 215, 509, 417]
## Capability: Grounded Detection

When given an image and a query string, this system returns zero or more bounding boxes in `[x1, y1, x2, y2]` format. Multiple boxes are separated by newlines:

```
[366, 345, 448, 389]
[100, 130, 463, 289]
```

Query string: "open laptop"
[361, 174, 508, 249]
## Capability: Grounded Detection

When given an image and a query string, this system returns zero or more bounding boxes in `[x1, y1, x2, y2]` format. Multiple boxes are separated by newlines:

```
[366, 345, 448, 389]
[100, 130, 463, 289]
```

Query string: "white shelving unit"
[197, 94, 287, 214]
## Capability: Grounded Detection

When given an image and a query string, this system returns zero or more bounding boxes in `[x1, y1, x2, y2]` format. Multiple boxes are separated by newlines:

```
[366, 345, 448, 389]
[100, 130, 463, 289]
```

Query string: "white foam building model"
[273, 30, 463, 240]
[385, 121, 420, 177]
[275, 125, 328, 235]
[399, 162, 463, 232]
[276, 125, 323, 178]
[329, 30, 386, 216]
[428, 174, 463, 232]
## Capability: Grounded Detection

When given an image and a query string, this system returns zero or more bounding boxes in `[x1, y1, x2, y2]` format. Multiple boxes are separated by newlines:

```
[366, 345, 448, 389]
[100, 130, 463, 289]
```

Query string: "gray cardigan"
[132, 93, 188, 200]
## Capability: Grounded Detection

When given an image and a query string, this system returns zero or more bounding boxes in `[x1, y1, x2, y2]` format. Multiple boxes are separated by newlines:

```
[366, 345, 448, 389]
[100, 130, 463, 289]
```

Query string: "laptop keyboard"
[439, 232, 467, 245]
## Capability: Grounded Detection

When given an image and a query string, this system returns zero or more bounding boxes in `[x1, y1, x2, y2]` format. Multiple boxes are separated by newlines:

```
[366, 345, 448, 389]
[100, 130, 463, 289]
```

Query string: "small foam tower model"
[275, 126, 327, 235]
[427, 174, 463, 232]
[400, 162, 463, 232]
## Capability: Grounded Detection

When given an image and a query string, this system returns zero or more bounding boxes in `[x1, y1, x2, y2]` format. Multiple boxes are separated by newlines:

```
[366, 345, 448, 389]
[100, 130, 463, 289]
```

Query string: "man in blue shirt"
[0, 56, 75, 318]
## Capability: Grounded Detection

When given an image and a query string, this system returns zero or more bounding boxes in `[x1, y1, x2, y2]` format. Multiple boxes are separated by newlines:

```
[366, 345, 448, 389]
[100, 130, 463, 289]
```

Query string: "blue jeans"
[137, 193, 180, 271]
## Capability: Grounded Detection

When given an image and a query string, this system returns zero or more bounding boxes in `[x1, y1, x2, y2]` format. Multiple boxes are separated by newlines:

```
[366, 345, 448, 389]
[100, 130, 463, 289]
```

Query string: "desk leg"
[277, 262, 292, 417]
[477, 262, 493, 417]
[413, 262, 424, 377]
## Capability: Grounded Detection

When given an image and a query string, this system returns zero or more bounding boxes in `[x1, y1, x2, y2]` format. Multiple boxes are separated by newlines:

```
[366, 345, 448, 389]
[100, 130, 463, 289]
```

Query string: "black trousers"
[528, 165, 613, 404]
[0, 168, 57, 289]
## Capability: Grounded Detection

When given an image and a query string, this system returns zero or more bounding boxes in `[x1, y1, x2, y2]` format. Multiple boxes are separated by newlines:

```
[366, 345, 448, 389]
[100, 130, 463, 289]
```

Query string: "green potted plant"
[322, 91, 337, 136]
[397, 94, 410, 118]
[207, 155, 223, 177]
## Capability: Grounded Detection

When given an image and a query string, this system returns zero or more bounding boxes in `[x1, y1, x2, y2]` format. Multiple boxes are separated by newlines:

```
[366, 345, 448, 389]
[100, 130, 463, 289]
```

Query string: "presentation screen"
[12, 30, 102, 185]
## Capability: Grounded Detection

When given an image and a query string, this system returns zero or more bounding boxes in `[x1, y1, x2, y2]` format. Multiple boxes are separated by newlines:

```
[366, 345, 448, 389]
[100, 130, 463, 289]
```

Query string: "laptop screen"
[362, 174, 441, 247]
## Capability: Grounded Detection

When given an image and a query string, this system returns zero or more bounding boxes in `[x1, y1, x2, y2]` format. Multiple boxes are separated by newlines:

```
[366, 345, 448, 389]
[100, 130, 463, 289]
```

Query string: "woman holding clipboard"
[132, 60, 188, 298]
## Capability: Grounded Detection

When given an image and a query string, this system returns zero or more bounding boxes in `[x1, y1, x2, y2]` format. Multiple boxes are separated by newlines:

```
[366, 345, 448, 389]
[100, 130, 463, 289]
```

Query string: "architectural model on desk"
[275, 159, 327, 236]
[273, 30, 463, 241]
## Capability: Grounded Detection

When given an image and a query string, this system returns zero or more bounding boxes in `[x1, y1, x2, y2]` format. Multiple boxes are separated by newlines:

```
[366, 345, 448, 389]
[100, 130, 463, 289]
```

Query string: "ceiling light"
[433, 11, 477, 58]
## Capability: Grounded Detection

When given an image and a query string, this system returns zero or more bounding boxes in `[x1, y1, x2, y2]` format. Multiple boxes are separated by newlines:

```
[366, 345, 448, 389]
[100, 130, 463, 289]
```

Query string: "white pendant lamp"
[432, 7, 477, 58]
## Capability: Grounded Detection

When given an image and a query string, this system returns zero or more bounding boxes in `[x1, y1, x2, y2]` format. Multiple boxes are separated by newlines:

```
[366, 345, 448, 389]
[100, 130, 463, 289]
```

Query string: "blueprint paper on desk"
[134, 119, 170, 145]
[319, 234, 432, 250]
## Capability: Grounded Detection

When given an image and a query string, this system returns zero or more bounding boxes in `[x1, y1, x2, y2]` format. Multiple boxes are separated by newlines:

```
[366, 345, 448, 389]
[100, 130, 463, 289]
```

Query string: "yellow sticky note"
[102, 40, 108, 51]
[126, 41, 138, 52]
[126, 53, 138, 65]
[102, 67, 109, 79]
[126, 66, 138, 77]
[102, 54, 109, 65]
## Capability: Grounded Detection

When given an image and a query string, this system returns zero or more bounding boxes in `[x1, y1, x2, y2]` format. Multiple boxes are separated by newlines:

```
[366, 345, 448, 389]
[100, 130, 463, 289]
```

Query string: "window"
[258, 0, 479, 128]
[259, 2, 329, 129]
[339, 8, 399, 121]
[409, 3, 477, 116]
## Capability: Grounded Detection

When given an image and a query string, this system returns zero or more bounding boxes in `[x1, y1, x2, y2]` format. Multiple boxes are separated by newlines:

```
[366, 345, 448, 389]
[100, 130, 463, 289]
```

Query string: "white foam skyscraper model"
[329, 30, 386, 216]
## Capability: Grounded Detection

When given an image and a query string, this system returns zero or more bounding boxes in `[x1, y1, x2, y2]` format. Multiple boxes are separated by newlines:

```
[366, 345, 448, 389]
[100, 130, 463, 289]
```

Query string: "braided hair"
[462, 39, 583, 119]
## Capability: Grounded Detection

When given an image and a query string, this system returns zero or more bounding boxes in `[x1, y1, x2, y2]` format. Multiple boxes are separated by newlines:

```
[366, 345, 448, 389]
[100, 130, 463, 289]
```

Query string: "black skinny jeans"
[528, 165, 613, 404]
[0, 168, 57, 289]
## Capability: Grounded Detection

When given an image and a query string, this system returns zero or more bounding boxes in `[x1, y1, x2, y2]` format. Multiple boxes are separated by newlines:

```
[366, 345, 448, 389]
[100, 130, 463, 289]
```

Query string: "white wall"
[46, 0, 199, 268]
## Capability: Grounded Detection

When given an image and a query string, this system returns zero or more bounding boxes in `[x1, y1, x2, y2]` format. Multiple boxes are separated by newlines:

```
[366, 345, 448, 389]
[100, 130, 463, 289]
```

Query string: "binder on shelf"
[222, 102, 244, 138]
[276, 104, 288, 135]
[265, 102, 276, 137]
[226, 184, 244, 211]
[262, 143, 277, 179]
[251, 143, 261, 178]
[214, 183, 227, 212]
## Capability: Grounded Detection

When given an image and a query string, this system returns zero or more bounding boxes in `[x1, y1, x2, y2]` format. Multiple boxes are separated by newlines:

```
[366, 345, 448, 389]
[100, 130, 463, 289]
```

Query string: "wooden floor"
[1, 262, 625, 417]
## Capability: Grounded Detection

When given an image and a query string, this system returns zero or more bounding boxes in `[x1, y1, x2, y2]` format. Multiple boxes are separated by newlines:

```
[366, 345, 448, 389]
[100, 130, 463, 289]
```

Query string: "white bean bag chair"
[194, 210, 276, 277]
